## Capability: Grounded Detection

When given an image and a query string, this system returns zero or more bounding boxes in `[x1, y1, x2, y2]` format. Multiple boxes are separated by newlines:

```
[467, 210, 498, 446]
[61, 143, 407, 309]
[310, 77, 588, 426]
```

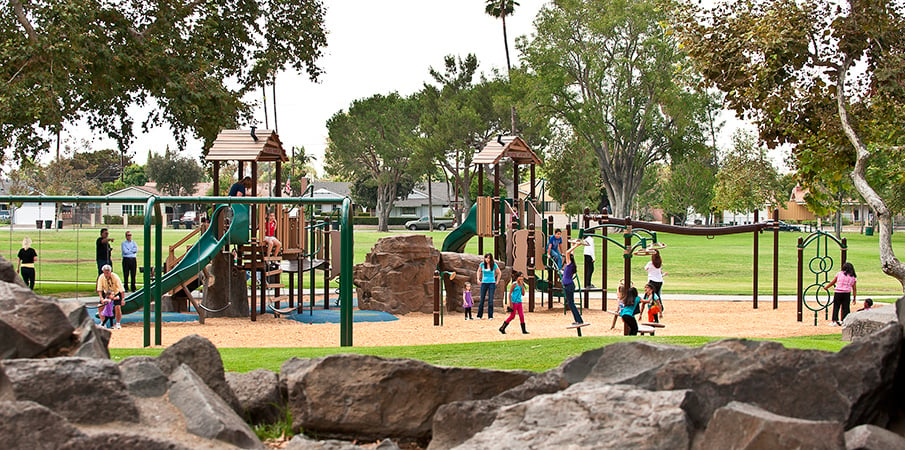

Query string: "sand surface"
[106, 298, 859, 349]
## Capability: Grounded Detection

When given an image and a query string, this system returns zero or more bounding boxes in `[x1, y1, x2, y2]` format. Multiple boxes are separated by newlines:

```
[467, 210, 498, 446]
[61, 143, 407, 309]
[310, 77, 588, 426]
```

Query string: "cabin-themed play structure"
[161, 128, 341, 322]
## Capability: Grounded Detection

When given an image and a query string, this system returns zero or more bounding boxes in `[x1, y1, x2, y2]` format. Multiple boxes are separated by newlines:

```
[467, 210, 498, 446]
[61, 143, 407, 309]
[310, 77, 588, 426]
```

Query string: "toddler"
[99, 298, 115, 329]
[463, 282, 474, 320]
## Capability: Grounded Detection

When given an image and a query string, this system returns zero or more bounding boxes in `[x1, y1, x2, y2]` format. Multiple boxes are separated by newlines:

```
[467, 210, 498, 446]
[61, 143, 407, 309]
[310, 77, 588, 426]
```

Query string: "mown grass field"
[110, 334, 847, 373]
[1, 226, 902, 297]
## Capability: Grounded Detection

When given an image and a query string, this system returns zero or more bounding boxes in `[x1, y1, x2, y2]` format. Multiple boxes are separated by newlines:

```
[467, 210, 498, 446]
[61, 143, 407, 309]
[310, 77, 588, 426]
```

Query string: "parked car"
[180, 211, 199, 227]
[765, 220, 802, 232]
[405, 216, 455, 231]
[0, 210, 9, 221]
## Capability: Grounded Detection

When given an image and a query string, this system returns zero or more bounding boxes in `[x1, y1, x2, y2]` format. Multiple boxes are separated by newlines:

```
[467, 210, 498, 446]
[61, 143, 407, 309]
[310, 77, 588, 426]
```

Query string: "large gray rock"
[0, 282, 77, 359]
[693, 401, 845, 450]
[226, 369, 283, 425]
[281, 354, 532, 443]
[438, 252, 511, 314]
[57, 301, 111, 359]
[845, 424, 905, 450]
[843, 305, 898, 341]
[615, 325, 902, 428]
[155, 334, 242, 413]
[167, 364, 262, 449]
[0, 357, 139, 424]
[62, 433, 193, 450]
[0, 400, 85, 449]
[119, 356, 169, 397]
[284, 435, 369, 449]
[353, 234, 441, 314]
[429, 370, 567, 450]
[0, 256, 26, 286]
[456, 383, 693, 449]
[582, 340, 694, 385]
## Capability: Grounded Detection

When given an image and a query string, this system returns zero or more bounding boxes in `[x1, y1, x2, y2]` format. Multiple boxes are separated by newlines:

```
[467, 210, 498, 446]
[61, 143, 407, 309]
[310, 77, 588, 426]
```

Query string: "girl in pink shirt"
[825, 262, 857, 326]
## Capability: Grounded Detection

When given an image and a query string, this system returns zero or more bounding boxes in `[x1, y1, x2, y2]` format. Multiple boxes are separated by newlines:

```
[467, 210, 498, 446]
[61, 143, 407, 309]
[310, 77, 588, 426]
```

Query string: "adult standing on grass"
[96, 264, 126, 329]
[645, 250, 667, 314]
[824, 262, 857, 326]
[96, 228, 113, 275]
[228, 176, 253, 197]
[121, 231, 138, 292]
[16, 237, 37, 290]
[475, 253, 501, 320]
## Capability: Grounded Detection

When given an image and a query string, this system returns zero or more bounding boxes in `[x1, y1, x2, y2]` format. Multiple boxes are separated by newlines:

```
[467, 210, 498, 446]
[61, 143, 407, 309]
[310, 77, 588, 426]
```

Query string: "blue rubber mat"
[278, 308, 398, 324]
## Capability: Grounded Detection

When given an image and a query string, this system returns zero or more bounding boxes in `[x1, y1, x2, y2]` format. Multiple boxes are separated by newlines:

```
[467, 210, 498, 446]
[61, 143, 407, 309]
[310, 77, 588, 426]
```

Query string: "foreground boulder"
[0, 357, 139, 424]
[0, 282, 77, 359]
[226, 369, 284, 425]
[57, 300, 111, 359]
[456, 383, 693, 449]
[843, 305, 898, 342]
[155, 334, 243, 414]
[353, 235, 441, 314]
[282, 354, 532, 443]
[694, 401, 845, 449]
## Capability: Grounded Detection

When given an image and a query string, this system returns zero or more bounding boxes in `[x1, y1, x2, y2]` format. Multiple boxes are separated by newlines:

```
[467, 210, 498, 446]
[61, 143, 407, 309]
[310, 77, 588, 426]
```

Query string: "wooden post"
[623, 218, 632, 303]
[527, 222, 536, 313]
[493, 164, 501, 261]
[433, 270, 441, 326]
[324, 229, 330, 309]
[275, 161, 282, 198]
[547, 215, 554, 309]
[582, 208, 590, 309]
[250, 243, 257, 321]
[841, 237, 847, 265]
[478, 165, 484, 256]
[773, 209, 779, 309]
[213, 161, 220, 196]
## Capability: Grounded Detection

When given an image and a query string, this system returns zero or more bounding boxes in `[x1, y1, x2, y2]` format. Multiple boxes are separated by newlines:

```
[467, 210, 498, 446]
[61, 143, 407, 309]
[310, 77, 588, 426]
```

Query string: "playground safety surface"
[103, 298, 869, 349]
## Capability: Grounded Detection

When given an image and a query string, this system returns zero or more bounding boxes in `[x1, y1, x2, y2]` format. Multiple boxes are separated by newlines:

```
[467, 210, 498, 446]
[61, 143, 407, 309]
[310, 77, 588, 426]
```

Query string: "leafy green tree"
[72, 149, 132, 183]
[675, 0, 905, 289]
[102, 164, 148, 193]
[1, 0, 327, 162]
[712, 131, 782, 215]
[659, 145, 718, 224]
[519, 0, 718, 218]
[349, 175, 416, 213]
[146, 148, 204, 197]
[325, 93, 421, 231]
[541, 132, 600, 216]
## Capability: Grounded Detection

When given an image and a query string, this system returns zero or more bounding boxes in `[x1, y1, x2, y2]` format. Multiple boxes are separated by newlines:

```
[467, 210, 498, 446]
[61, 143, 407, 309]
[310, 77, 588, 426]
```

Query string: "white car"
[180, 211, 199, 225]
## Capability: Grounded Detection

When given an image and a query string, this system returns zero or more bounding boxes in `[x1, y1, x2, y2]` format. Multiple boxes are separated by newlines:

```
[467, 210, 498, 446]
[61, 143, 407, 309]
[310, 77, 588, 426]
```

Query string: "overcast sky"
[57, 0, 777, 174]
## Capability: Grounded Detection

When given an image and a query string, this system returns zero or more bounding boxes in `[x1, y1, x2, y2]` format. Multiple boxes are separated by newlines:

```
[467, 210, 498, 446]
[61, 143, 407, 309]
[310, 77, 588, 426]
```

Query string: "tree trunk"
[836, 63, 905, 292]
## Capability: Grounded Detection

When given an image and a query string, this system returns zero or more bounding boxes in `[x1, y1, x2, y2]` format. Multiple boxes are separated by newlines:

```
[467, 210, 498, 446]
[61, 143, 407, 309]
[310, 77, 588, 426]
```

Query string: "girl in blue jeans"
[475, 253, 501, 320]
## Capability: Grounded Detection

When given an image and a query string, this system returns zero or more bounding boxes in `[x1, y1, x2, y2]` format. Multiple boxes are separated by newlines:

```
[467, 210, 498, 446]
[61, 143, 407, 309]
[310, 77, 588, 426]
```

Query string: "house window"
[123, 205, 144, 216]
[401, 207, 417, 216]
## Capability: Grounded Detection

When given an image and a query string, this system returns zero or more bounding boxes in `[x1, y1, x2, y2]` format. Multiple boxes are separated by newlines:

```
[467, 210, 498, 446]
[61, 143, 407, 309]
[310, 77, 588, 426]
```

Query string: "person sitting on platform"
[96, 265, 126, 329]
[228, 176, 253, 197]
[264, 211, 282, 258]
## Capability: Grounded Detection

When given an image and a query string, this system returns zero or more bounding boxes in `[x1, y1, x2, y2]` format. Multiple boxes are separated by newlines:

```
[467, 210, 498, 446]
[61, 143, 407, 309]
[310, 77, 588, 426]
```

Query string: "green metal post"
[143, 197, 155, 347]
[340, 197, 354, 346]
[154, 202, 162, 345]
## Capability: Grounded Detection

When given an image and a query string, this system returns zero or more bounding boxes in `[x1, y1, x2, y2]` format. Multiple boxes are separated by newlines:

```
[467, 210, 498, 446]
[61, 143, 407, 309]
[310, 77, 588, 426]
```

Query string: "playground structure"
[797, 230, 847, 325]
[441, 135, 547, 311]
[1, 129, 356, 348]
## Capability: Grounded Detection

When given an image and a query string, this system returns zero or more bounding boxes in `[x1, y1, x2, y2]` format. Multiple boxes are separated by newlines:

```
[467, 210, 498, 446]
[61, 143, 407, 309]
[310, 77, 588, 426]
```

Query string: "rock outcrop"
[353, 235, 441, 314]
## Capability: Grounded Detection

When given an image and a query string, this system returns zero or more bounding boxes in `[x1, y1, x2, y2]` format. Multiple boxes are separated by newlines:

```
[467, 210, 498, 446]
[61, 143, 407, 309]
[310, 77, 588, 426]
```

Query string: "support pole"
[528, 222, 536, 312]
[602, 214, 608, 311]
[478, 165, 484, 256]
[623, 218, 632, 302]
[582, 208, 590, 309]
[433, 270, 441, 326]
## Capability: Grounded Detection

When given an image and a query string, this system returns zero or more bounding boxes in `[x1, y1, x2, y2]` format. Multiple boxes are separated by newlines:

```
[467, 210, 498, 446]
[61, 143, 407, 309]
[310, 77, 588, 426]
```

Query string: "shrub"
[103, 215, 124, 225]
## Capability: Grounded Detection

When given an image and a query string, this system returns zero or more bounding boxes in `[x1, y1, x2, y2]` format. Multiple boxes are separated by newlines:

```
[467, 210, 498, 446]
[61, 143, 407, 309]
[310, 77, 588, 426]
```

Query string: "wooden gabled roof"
[207, 129, 288, 162]
[473, 135, 541, 165]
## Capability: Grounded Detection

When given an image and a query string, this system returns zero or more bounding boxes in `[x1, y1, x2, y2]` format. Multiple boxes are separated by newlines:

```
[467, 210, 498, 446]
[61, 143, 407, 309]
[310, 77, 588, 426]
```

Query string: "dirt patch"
[106, 299, 854, 349]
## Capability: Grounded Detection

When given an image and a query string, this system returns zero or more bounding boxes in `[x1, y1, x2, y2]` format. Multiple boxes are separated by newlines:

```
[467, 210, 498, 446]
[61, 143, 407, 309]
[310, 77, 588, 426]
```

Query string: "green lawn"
[110, 334, 847, 373]
[2, 226, 902, 297]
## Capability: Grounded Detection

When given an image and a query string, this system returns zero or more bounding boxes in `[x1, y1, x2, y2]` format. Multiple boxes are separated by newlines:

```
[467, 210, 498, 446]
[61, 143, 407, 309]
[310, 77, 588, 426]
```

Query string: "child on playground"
[645, 250, 667, 316]
[499, 271, 528, 334]
[857, 298, 873, 312]
[824, 262, 857, 326]
[562, 240, 586, 327]
[463, 282, 474, 320]
[99, 298, 115, 329]
[547, 229, 563, 270]
[619, 287, 641, 336]
[641, 283, 663, 323]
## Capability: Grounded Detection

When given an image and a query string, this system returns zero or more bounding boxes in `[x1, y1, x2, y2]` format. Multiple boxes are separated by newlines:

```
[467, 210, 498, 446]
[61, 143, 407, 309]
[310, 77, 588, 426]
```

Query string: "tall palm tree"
[484, 0, 519, 76]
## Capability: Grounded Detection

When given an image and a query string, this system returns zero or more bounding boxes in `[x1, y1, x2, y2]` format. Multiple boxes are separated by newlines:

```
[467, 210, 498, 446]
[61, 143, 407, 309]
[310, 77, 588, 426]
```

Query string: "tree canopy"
[518, 0, 718, 218]
[325, 93, 421, 231]
[146, 148, 204, 197]
[675, 0, 905, 289]
[1, 0, 327, 163]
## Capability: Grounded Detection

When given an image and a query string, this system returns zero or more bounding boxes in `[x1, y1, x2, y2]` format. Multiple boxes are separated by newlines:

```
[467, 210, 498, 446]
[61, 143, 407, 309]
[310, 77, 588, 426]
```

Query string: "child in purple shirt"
[463, 282, 474, 320]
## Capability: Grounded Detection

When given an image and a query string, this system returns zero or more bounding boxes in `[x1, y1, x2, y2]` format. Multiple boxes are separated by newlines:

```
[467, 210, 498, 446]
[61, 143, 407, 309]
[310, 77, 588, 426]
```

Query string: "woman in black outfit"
[17, 237, 37, 290]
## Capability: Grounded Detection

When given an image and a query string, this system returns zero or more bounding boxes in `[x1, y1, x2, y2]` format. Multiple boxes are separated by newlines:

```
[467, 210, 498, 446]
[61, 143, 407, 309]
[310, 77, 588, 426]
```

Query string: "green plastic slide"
[441, 204, 478, 253]
[120, 204, 250, 315]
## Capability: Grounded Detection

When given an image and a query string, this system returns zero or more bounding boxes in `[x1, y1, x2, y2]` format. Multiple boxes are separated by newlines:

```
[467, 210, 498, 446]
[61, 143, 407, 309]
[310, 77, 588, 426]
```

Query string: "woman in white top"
[644, 250, 667, 314]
